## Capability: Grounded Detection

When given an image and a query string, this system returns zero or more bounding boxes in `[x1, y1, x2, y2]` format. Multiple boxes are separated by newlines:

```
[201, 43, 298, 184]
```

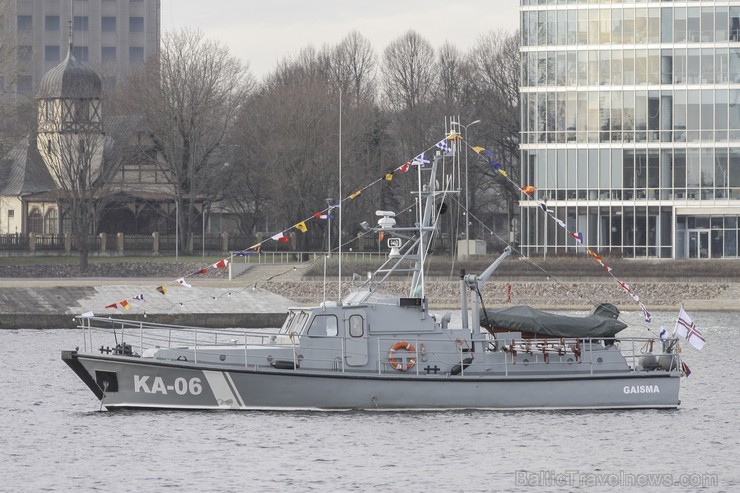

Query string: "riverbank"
[0, 258, 738, 328]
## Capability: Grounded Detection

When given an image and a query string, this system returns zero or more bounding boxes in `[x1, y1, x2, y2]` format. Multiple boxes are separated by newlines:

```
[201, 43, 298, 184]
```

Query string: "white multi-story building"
[519, 0, 740, 258]
[4, 0, 160, 96]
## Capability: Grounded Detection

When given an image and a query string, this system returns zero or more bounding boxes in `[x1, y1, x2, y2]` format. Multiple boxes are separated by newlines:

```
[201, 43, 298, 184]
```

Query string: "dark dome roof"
[37, 45, 102, 99]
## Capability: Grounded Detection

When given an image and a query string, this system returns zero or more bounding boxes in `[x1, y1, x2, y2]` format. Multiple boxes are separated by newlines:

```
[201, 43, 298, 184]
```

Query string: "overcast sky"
[161, 0, 520, 79]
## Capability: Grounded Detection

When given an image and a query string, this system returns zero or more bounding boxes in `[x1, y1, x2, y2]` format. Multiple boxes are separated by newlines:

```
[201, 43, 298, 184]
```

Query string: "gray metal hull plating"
[65, 352, 681, 411]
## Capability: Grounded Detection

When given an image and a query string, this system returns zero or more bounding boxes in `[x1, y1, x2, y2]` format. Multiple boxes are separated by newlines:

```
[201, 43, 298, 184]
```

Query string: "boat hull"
[63, 351, 681, 411]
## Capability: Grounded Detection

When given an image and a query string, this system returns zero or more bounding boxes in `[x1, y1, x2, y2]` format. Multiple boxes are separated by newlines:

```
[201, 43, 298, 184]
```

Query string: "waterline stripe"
[203, 370, 239, 409]
[224, 372, 246, 408]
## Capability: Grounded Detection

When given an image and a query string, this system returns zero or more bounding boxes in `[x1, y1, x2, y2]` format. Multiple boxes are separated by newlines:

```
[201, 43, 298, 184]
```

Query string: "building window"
[129, 17, 144, 33]
[28, 208, 43, 234]
[45, 45, 60, 62]
[17, 75, 32, 94]
[45, 101, 54, 122]
[17, 46, 32, 63]
[17, 15, 32, 31]
[73, 16, 89, 32]
[73, 46, 89, 62]
[45, 15, 60, 31]
[7, 210, 14, 218]
[44, 209, 58, 235]
[129, 47, 144, 62]
[102, 47, 116, 62]
[74, 100, 91, 122]
[102, 16, 116, 32]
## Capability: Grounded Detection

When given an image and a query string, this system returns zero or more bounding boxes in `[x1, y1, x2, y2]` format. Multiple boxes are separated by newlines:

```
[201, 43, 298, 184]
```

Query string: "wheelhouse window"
[279, 310, 309, 334]
[307, 315, 338, 337]
[348, 315, 364, 338]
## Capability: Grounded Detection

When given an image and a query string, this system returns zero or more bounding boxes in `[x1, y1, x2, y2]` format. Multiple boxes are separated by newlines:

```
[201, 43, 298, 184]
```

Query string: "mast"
[409, 153, 441, 298]
[357, 138, 457, 304]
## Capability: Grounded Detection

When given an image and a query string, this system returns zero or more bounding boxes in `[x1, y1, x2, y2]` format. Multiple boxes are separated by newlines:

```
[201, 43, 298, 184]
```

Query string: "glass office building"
[520, 1, 740, 258]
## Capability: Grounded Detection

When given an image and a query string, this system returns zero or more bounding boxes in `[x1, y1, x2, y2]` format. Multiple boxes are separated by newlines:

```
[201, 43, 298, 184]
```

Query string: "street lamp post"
[326, 197, 333, 258]
[458, 119, 481, 257]
[175, 198, 179, 262]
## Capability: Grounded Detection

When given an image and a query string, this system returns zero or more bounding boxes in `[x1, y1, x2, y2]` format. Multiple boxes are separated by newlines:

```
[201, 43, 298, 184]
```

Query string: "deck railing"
[76, 316, 680, 377]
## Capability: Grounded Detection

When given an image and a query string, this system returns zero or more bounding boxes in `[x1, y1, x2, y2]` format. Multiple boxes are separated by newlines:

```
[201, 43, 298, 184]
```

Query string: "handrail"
[75, 317, 680, 377]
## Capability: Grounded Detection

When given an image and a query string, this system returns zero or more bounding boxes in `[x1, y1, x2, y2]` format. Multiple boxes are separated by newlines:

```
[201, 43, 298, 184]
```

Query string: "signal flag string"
[461, 138, 652, 323]
[94, 139, 450, 314]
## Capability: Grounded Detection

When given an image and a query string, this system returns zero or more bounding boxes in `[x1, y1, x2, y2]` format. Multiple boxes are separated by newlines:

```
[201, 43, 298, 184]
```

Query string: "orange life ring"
[388, 341, 416, 371]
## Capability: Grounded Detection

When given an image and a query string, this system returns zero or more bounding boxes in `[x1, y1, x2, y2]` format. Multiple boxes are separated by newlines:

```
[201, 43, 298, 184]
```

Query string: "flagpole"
[338, 88, 343, 304]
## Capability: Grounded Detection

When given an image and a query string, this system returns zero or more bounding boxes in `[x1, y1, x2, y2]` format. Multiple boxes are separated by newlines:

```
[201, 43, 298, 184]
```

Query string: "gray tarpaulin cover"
[480, 303, 628, 338]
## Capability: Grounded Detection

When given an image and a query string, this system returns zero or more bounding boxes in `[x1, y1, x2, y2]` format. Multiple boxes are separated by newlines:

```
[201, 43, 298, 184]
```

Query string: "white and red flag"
[674, 307, 706, 350]
[212, 259, 229, 269]
[177, 277, 192, 288]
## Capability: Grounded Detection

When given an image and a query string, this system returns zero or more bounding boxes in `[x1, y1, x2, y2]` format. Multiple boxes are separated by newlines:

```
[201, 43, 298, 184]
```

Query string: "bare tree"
[382, 31, 437, 114]
[466, 30, 521, 228]
[37, 130, 120, 272]
[436, 42, 470, 113]
[327, 31, 378, 107]
[123, 28, 254, 253]
[226, 42, 383, 252]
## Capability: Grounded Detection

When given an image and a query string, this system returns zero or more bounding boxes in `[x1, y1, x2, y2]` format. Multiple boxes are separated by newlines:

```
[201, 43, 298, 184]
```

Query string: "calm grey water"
[1, 311, 738, 492]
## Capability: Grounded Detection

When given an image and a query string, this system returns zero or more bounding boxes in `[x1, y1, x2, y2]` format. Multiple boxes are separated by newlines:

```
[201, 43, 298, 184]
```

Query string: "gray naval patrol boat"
[63, 153, 683, 411]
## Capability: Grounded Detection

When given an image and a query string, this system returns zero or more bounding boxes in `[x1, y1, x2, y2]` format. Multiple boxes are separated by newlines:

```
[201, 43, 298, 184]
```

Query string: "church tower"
[35, 36, 104, 189]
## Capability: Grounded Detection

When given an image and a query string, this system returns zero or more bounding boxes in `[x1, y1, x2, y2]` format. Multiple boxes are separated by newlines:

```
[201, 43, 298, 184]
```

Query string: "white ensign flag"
[674, 308, 706, 350]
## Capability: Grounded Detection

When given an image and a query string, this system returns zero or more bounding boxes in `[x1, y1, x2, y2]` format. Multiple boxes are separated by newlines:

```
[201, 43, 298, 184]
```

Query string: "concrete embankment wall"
[0, 282, 293, 329]
[261, 279, 740, 312]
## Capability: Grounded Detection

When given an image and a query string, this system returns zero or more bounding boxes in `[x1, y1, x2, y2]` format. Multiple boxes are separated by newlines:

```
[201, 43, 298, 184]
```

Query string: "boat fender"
[388, 341, 416, 371]
[450, 357, 474, 375]
[270, 360, 299, 370]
